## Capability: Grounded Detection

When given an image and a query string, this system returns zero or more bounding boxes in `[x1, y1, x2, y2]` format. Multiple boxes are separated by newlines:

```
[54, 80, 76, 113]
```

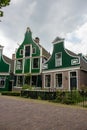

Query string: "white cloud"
[65, 20, 87, 55]
[1, 0, 87, 58]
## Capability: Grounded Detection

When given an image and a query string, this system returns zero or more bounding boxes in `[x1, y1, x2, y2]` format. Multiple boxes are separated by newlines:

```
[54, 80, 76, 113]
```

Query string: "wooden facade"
[13, 27, 50, 89]
[0, 45, 14, 91]
[42, 37, 87, 90]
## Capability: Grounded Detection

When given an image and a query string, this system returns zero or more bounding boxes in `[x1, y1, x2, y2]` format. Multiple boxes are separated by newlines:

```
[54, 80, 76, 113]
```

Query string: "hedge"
[1, 91, 21, 96]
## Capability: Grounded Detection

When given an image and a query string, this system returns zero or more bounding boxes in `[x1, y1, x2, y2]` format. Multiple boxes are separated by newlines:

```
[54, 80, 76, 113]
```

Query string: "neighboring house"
[13, 27, 50, 89]
[42, 37, 87, 91]
[0, 45, 14, 91]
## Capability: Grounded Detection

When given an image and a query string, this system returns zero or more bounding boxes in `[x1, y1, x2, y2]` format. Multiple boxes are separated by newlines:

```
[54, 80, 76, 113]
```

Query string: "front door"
[70, 71, 77, 90]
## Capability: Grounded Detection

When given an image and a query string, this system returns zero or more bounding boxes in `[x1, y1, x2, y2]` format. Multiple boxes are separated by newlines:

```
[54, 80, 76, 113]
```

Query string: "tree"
[0, 0, 11, 17]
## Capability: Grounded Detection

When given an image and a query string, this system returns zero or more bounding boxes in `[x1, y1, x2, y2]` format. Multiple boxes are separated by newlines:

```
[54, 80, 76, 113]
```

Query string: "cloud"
[65, 20, 87, 55]
[0, 0, 87, 58]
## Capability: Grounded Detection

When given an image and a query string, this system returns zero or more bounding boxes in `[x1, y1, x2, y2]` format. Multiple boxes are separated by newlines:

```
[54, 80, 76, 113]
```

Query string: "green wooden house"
[0, 45, 14, 91]
[42, 37, 87, 91]
[13, 27, 50, 90]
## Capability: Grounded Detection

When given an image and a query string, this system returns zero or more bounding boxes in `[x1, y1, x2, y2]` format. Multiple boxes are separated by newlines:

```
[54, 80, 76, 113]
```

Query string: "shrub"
[1, 91, 20, 96]
[22, 84, 34, 90]
[55, 91, 83, 104]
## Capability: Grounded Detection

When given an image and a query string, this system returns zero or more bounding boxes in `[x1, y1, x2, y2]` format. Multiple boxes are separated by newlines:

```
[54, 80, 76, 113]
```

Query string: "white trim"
[0, 73, 9, 75]
[42, 66, 80, 73]
[65, 49, 80, 59]
[40, 48, 42, 73]
[52, 39, 64, 45]
[20, 49, 23, 55]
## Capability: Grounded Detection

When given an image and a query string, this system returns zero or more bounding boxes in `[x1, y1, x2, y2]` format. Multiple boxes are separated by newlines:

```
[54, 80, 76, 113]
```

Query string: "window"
[0, 77, 6, 88]
[55, 73, 62, 87]
[16, 59, 22, 70]
[20, 49, 23, 55]
[32, 47, 36, 54]
[33, 58, 39, 68]
[17, 76, 23, 86]
[55, 53, 62, 67]
[45, 75, 51, 87]
[25, 46, 30, 56]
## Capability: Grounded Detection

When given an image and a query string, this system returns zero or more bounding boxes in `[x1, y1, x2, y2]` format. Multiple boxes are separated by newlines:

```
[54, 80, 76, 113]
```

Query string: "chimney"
[35, 37, 40, 44]
[12, 54, 15, 60]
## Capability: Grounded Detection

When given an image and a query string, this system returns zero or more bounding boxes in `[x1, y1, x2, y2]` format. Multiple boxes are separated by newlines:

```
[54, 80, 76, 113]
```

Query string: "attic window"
[55, 52, 62, 67]
[20, 49, 23, 55]
[25, 45, 30, 57]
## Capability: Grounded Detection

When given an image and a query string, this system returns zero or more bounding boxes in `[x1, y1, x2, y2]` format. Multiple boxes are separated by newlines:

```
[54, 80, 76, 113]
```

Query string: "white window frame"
[16, 59, 22, 70]
[55, 52, 62, 67]
[20, 49, 23, 55]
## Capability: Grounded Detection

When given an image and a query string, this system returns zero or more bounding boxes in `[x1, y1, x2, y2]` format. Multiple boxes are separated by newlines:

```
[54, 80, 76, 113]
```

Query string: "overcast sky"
[0, 0, 87, 58]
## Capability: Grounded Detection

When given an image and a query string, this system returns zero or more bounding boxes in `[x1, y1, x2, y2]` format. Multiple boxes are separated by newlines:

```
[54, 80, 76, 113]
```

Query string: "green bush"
[22, 84, 32, 90]
[55, 91, 83, 104]
[1, 91, 20, 96]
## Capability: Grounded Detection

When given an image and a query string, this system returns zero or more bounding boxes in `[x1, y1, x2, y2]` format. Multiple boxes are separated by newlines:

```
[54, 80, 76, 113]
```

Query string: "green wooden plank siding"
[44, 41, 80, 70]
[15, 28, 41, 75]
[0, 56, 9, 72]
[24, 59, 30, 73]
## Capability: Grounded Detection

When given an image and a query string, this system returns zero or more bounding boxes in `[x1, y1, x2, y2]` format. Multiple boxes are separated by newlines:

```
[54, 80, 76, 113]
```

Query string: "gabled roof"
[65, 49, 78, 57]
[3, 55, 14, 72]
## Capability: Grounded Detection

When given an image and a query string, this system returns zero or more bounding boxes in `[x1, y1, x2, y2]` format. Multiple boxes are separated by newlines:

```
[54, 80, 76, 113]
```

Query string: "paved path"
[0, 96, 87, 130]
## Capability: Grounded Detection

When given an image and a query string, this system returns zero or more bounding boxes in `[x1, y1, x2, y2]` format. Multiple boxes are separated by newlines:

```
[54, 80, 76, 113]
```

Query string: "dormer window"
[55, 52, 62, 67]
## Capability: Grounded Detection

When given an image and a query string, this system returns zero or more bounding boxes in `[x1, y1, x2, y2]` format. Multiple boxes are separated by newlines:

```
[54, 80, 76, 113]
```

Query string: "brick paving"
[0, 95, 87, 130]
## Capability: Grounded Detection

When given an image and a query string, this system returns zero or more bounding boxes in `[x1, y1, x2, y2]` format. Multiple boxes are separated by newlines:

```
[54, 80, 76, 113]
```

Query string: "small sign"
[71, 59, 79, 65]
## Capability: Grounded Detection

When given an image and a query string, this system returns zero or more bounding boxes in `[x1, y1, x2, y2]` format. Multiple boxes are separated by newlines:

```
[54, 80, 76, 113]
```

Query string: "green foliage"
[0, 0, 11, 17]
[1, 91, 20, 96]
[55, 91, 83, 104]
[22, 84, 32, 90]
[21, 90, 56, 100]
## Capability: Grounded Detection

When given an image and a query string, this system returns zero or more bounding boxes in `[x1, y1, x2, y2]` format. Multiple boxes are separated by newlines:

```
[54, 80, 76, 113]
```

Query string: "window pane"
[17, 76, 23, 86]
[45, 75, 50, 87]
[25, 46, 30, 56]
[0, 77, 6, 88]
[16, 60, 22, 70]
[33, 58, 39, 68]
[55, 53, 62, 66]
[55, 74, 62, 87]
[70, 72, 76, 77]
